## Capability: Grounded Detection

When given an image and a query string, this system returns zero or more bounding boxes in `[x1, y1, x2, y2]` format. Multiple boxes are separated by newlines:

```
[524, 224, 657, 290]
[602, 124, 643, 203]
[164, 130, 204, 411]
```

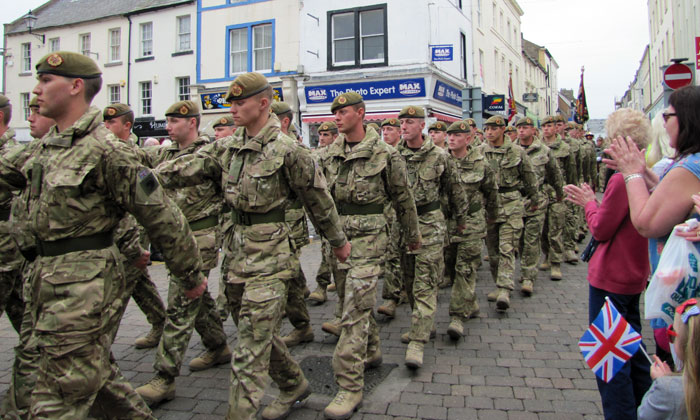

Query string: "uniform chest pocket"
[354, 159, 386, 201]
[418, 163, 443, 182]
[242, 156, 284, 209]
[45, 164, 100, 229]
[459, 168, 484, 185]
[529, 153, 548, 167]
[500, 156, 521, 186]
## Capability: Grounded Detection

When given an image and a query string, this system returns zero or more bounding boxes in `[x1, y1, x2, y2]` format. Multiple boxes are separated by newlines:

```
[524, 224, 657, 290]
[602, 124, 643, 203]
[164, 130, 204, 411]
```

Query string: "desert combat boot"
[188, 344, 231, 371]
[136, 373, 175, 405]
[261, 377, 312, 420]
[282, 324, 314, 347]
[134, 322, 164, 349]
[324, 389, 363, 420]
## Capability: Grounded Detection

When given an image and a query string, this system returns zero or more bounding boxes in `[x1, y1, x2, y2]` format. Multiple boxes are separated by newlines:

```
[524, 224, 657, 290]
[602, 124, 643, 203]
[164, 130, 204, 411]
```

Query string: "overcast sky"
[4, 0, 650, 119]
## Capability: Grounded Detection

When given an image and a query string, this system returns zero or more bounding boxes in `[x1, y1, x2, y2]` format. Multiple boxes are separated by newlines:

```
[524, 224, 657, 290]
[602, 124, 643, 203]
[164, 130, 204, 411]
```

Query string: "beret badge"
[47, 53, 63, 67]
[179, 105, 189, 115]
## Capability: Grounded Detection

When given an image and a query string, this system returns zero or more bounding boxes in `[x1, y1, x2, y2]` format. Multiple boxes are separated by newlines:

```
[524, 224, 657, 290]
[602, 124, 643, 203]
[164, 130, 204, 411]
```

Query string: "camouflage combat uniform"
[142, 136, 227, 379]
[321, 127, 419, 391]
[562, 133, 582, 256]
[445, 144, 498, 318]
[0, 107, 205, 420]
[515, 138, 564, 286]
[380, 203, 404, 304]
[156, 113, 346, 420]
[398, 135, 468, 342]
[483, 137, 537, 293]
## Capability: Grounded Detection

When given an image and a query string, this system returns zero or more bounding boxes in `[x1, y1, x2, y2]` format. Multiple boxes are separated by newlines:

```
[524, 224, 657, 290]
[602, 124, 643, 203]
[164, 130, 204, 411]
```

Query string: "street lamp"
[24, 10, 45, 44]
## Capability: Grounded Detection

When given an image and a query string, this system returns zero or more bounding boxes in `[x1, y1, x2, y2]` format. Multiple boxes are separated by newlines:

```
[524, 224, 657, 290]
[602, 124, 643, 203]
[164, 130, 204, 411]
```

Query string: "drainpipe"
[127, 15, 132, 106]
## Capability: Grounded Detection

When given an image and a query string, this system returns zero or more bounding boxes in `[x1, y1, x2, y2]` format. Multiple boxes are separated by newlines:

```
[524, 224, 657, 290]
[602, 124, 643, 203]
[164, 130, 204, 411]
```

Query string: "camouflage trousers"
[519, 212, 546, 283]
[217, 251, 234, 322]
[1, 306, 36, 420]
[563, 201, 578, 253]
[401, 244, 442, 343]
[0, 269, 24, 333]
[285, 249, 310, 330]
[445, 234, 482, 319]
[380, 223, 403, 303]
[127, 265, 166, 328]
[486, 217, 523, 290]
[541, 200, 566, 264]
[224, 277, 305, 420]
[333, 260, 381, 392]
[154, 269, 227, 378]
[315, 240, 333, 289]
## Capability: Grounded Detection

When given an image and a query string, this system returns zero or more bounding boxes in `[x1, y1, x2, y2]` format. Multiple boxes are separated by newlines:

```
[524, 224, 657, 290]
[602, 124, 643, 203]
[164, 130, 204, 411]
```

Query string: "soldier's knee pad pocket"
[51, 345, 104, 404]
[350, 266, 380, 311]
[244, 281, 284, 341]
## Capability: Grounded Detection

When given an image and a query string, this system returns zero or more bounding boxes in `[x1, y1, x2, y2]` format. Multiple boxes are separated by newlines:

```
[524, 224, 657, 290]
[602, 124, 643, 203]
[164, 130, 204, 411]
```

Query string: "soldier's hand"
[333, 241, 352, 263]
[132, 251, 151, 270]
[407, 241, 422, 251]
[185, 276, 208, 300]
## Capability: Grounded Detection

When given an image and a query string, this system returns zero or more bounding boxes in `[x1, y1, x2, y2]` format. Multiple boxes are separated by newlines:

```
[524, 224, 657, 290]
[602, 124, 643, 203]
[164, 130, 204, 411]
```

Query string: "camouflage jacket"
[483, 137, 538, 222]
[516, 138, 564, 216]
[543, 135, 577, 186]
[563, 135, 583, 184]
[281, 132, 310, 249]
[447, 145, 498, 242]
[0, 128, 22, 271]
[321, 127, 420, 248]
[580, 139, 598, 188]
[156, 113, 346, 283]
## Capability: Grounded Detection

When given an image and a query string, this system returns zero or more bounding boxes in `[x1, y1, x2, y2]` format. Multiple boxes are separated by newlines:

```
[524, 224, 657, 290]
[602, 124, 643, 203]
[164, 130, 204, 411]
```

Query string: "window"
[140, 81, 152, 115]
[227, 22, 273, 76]
[80, 33, 91, 56]
[109, 28, 121, 62]
[48, 38, 60, 52]
[492, 2, 497, 28]
[176, 76, 190, 101]
[328, 5, 387, 70]
[21, 93, 30, 121]
[140, 22, 153, 57]
[21, 43, 31, 72]
[108, 85, 120, 104]
[176, 15, 191, 51]
[477, 0, 482, 26]
[507, 20, 511, 43]
[457, 0, 462, 9]
[459, 32, 467, 80]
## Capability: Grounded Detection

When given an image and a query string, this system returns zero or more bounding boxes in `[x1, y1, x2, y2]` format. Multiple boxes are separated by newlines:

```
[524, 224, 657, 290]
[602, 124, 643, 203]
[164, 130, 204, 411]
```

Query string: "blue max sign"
[433, 80, 462, 107]
[305, 78, 426, 104]
[201, 88, 283, 110]
[430, 44, 453, 62]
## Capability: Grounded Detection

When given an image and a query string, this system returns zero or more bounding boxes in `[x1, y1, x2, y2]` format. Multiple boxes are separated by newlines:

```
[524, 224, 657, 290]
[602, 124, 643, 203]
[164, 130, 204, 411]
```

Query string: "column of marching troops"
[0, 51, 602, 420]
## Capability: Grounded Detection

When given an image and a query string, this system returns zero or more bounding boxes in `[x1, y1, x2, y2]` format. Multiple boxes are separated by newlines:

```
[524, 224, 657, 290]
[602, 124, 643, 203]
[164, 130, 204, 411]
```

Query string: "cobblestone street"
[0, 239, 655, 419]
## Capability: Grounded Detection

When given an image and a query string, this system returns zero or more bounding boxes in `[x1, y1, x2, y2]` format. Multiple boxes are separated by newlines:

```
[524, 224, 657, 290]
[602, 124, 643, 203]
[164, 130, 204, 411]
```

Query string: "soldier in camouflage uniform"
[514, 117, 564, 295]
[505, 125, 518, 142]
[102, 103, 168, 348]
[443, 120, 498, 339]
[482, 115, 537, 311]
[319, 92, 420, 418]
[377, 117, 406, 318]
[539, 116, 577, 280]
[155, 72, 349, 420]
[583, 131, 598, 190]
[0, 51, 209, 420]
[134, 100, 229, 405]
[397, 105, 469, 368]
[556, 116, 582, 264]
[428, 121, 448, 149]
[308, 121, 340, 305]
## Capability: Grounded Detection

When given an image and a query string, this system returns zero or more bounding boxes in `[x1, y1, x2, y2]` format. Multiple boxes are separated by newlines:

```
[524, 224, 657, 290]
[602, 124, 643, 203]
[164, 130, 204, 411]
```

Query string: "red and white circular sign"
[663, 63, 694, 90]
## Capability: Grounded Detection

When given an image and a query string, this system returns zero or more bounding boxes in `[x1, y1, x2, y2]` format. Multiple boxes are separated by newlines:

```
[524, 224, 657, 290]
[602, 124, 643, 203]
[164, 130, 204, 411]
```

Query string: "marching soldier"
[514, 117, 564, 295]
[213, 114, 236, 139]
[427, 121, 448, 148]
[557, 117, 582, 263]
[482, 116, 537, 311]
[505, 125, 518, 141]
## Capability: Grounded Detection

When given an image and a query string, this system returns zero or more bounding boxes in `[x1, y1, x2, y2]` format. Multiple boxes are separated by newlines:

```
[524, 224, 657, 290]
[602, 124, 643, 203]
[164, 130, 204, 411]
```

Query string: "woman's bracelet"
[624, 173, 644, 184]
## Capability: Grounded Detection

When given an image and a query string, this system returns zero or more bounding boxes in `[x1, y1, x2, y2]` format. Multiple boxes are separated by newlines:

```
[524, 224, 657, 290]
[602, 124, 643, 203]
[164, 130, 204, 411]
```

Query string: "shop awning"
[429, 109, 461, 123]
[302, 111, 400, 124]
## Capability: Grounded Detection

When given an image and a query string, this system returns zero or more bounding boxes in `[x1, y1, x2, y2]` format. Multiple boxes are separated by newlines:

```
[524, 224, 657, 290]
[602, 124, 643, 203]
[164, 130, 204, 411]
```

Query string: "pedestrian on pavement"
[565, 107, 653, 420]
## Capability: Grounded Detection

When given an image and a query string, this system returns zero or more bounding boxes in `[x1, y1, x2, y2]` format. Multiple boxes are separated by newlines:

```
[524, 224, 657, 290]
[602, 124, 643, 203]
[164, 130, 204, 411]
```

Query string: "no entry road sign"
[663, 63, 694, 90]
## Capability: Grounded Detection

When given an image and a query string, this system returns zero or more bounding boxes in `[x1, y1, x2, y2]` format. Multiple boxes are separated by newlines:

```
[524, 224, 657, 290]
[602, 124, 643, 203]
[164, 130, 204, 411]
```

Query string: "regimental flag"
[507, 73, 517, 122]
[579, 298, 642, 382]
[574, 68, 589, 124]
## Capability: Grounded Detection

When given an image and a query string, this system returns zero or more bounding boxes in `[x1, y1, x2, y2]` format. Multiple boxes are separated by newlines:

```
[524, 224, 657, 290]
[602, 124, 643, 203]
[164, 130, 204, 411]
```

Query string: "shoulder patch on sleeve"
[138, 168, 159, 196]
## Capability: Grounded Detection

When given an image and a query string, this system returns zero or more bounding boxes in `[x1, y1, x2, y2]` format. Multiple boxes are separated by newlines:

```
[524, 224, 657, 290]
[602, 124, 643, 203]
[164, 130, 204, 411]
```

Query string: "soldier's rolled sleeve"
[156, 142, 224, 190]
[0, 152, 26, 191]
[105, 148, 204, 290]
[545, 149, 565, 198]
[285, 146, 346, 248]
[519, 151, 538, 202]
[481, 163, 500, 221]
[386, 153, 420, 244]
[443, 156, 470, 226]
[114, 215, 146, 264]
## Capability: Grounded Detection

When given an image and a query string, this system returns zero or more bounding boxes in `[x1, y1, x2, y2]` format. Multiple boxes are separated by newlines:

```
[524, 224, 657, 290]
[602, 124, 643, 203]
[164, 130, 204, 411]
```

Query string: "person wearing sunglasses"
[638, 298, 700, 420]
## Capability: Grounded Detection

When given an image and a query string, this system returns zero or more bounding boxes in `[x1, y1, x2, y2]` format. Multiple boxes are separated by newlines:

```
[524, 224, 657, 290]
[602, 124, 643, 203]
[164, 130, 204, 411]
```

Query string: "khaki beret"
[566, 122, 576, 129]
[484, 115, 505, 127]
[555, 115, 566, 123]
[213, 115, 235, 128]
[428, 121, 447, 132]
[446, 120, 471, 134]
[367, 123, 379, 132]
[381, 118, 400, 128]
[515, 117, 534, 127]
[0, 95, 9, 108]
[464, 118, 477, 127]
[475, 128, 483, 134]
[330, 92, 363, 113]
[270, 101, 292, 115]
[165, 100, 200, 118]
[318, 121, 338, 133]
[398, 105, 425, 119]
[541, 115, 557, 125]
[36, 51, 101, 79]
[504, 125, 516, 133]
[225, 72, 270, 102]
[103, 103, 132, 121]
[29, 96, 39, 108]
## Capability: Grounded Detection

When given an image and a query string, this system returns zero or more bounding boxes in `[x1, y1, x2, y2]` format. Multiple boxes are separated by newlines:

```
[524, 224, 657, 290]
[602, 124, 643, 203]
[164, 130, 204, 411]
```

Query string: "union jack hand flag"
[578, 298, 642, 383]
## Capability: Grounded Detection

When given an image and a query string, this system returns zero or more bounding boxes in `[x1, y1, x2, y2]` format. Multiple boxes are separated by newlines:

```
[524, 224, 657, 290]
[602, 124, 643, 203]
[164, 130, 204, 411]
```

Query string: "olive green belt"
[0, 208, 10, 221]
[498, 186, 520, 193]
[37, 231, 113, 257]
[416, 201, 441, 216]
[231, 208, 286, 226]
[336, 202, 383, 216]
[188, 215, 219, 232]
